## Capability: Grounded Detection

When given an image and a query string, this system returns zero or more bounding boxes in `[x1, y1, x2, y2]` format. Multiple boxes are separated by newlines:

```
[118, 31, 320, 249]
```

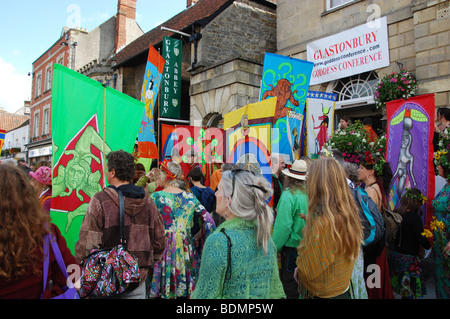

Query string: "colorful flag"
[224, 98, 276, 187]
[51, 64, 144, 253]
[272, 111, 304, 164]
[306, 91, 337, 157]
[386, 94, 435, 227]
[160, 36, 182, 119]
[160, 123, 176, 160]
[138, 45, 165, 170]
[0, 129, 5, 152]
[260, 53, 314, 121]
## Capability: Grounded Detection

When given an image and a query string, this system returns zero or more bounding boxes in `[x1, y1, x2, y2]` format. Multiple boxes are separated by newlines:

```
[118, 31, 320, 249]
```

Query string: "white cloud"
[0, 57, 31, 113]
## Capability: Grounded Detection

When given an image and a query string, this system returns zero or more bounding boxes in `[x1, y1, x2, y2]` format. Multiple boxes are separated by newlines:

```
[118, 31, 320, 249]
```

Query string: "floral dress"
[148, 191, 215, 299]
[432, 183, 450, 299]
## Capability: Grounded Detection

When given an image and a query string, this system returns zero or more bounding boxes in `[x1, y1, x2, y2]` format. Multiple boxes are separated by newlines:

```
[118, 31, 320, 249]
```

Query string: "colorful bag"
[78, 189, 141, 298]
[41, 232, 80, 299]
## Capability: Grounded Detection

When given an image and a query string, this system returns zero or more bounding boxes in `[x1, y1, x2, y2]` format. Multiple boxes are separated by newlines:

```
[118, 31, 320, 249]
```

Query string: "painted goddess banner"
[51, 64, 144, 253]
[386, 94, 435, 226]
[306, 91, 337, 157]
[307, 17, 390, 85]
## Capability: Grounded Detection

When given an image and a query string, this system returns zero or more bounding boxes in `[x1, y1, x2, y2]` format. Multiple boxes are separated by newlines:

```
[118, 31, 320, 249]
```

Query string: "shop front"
[27, 141, 52, 166]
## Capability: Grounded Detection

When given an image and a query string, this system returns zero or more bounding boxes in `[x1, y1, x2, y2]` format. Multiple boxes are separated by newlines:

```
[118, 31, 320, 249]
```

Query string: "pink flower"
[390, 78, 398, 83]
[348, 142, 352, 145]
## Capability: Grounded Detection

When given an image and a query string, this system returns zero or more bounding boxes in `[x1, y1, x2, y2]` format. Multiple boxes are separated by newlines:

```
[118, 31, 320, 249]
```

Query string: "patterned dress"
[148, 190, 215, 299]
[432, 183, 450, 299]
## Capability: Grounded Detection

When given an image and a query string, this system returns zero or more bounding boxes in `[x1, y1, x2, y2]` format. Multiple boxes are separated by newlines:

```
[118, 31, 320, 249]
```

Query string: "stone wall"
[189, 0, 276, 125]
[197, 0, 276, 68]
[412, 0, 450, 107]
[277, 0, 449, 107]
[190, 58, 263, 126]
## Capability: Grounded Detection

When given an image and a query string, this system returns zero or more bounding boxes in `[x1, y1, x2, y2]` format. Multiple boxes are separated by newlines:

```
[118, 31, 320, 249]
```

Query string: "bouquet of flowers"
[366, 134, 387, 176]
[324, 121, 370, 164]
[374, 68, 418, 109]
[422, 216, 449, 267]
[434, 126, 450, 181]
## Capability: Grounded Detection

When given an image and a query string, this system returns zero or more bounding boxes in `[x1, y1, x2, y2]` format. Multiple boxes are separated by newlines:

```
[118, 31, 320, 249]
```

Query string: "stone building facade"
[112, 0, 276, 129]
[276, 0, 449, 130]
[189, 0, 277, 127]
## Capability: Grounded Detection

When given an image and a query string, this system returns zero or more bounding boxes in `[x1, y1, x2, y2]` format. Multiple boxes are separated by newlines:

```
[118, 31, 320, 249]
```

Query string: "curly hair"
[0, 164, 51, 280]
[106, 150, 135, 182]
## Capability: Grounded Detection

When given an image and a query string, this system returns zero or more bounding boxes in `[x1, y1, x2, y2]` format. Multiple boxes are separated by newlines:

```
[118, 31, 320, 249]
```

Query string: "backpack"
[383, 209, 403, 244]
[192, 186, 216, 213]
[350, 186, 386, 247]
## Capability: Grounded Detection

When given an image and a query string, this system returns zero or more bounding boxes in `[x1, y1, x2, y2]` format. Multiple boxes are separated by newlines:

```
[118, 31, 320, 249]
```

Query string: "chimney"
[115, 0, 137, 53]
[187, 0, 200, 7]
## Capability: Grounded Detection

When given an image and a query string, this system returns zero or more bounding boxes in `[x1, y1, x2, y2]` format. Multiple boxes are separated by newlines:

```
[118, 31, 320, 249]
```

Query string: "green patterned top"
[191, 217, 285, 299]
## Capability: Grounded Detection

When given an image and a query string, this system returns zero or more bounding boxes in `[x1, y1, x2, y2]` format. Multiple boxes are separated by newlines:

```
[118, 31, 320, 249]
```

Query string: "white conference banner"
[307, 16, 390, 85]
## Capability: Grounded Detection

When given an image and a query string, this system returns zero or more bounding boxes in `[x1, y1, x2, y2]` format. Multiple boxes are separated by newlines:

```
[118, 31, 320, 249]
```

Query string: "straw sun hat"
[282, 159, 308, 180]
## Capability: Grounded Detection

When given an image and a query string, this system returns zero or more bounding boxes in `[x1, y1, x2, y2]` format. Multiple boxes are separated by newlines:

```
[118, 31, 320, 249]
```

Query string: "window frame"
[34, 111, 40, 138]
[35, 71, 42, 98]
[326, 0, 354, 11]
[43, 105, 50, 135]
[45, 64, 52, 92]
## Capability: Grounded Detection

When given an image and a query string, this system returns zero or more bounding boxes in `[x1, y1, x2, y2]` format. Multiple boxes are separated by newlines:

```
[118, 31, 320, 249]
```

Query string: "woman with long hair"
[358, 152, 395, 299]
[147, 160, 215, 299]
[357, 152, 392, 212]
[0, 164, 78, 298]
[295, 158, 363, 299]
[191, 169, 285, 299]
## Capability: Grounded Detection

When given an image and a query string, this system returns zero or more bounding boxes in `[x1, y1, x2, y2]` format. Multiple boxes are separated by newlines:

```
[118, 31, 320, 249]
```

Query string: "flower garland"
[374, 68, 418, 109]
[434, 126, 450, 181]
[159, 159, 180, 181]
[404, 188, 428, 205]
[434, 149, 449, 168]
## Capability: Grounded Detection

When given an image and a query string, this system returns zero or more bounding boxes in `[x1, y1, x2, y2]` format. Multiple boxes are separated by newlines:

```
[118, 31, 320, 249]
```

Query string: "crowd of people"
[1, 110, 449, 299]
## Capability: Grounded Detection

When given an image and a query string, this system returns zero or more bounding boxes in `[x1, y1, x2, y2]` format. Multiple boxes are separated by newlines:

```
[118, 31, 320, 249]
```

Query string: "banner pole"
[157, 48, 161, 162]
[103, 85, 107, 187]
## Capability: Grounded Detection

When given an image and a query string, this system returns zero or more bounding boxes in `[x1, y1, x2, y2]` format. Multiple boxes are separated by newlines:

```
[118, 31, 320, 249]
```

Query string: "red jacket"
[0, 224, 79, 299]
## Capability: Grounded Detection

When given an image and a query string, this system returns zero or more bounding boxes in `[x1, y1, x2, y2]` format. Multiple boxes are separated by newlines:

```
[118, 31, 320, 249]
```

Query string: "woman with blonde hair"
[0, 164, 78, 298]
[192, 169, 285, 299]
[147, 160, 215, 299]
[295, 158, 364, 299]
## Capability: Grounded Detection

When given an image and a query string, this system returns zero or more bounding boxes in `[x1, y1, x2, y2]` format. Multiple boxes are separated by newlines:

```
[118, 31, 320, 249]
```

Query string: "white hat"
[282, 159, 308, 180]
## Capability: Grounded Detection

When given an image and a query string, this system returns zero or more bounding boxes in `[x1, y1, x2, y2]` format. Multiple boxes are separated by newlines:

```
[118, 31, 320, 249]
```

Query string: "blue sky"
[0, 0, 188, 113]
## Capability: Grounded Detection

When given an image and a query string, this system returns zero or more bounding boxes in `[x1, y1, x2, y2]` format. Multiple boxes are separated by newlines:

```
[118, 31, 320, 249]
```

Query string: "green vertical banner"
[51, 64, 144, 254]
[160, 36, 182, 119]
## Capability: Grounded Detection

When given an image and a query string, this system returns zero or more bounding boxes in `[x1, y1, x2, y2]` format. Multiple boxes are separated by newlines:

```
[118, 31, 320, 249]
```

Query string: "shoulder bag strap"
[42, 233, 50, 298]
[220, 228, 232, 298]
[41, 231, 75, 298]
[118, 189, 126, 250]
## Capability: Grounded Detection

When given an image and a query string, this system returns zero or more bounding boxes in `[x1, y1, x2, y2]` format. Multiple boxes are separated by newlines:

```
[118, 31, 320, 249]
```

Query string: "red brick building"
[27, 0, 143, 164]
